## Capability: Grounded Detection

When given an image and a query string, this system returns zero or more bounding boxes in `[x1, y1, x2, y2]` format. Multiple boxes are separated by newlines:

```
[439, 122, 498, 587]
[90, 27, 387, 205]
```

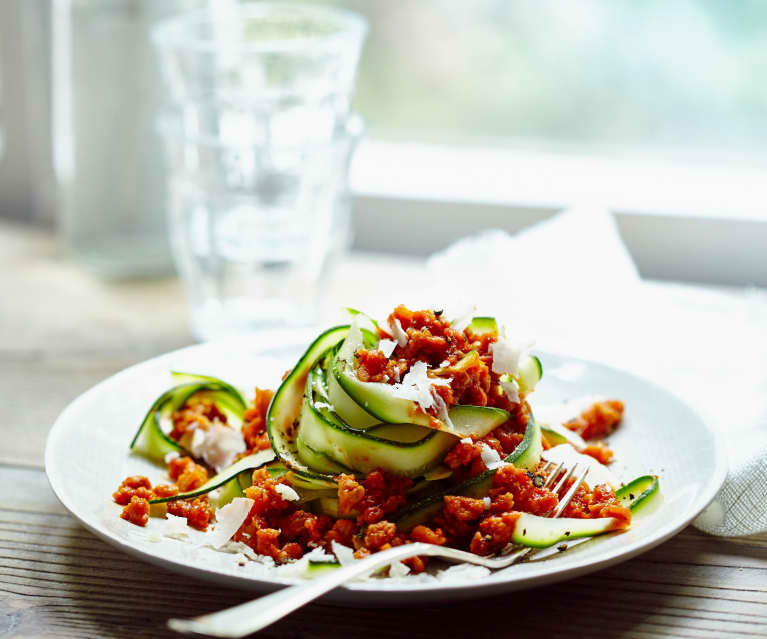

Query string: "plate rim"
[45, 335, 728, 604]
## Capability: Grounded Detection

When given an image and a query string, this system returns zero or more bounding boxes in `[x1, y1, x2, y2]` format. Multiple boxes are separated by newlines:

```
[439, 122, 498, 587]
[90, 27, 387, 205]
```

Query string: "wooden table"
[2, 221, 765, 638]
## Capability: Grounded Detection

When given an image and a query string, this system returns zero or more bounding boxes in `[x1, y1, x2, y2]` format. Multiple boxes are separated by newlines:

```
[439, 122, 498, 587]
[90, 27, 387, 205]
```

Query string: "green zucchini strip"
[149, 449, 276, 504]
[513, 476, 660, 549]
[466, 316, 498, 337]
[331, 355, 513, 437]
[326, 344, 380, 429]
[396, 415, 542, 531]
[297, 364, 458, 477]
[296, 436, 354, 475]
[616, 475, 660, 512]
[343, 308, 379, 332]
[266, 326, 355, 490]
[306, 560, 341, 574]
[511, 512, 623, 548]
[170, 372, 248, 410]
[130, 374, 249, 463]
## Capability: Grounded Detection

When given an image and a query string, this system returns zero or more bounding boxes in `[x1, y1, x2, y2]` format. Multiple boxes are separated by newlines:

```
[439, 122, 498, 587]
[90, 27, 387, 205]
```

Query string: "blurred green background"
[292, 0, 767, 158]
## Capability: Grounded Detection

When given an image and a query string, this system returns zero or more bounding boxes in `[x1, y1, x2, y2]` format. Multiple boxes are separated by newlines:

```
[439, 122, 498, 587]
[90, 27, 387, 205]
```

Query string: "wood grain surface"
[1, 221, 765, 638]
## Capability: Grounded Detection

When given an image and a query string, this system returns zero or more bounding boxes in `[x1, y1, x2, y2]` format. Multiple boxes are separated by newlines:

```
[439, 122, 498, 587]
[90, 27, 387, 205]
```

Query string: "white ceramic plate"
[45, 333, 727, 605]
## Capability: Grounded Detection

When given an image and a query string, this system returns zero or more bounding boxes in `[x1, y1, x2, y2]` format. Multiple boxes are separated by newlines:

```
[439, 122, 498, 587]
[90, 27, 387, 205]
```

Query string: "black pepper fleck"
[564, 531, 571, 536]
[557, 544, 568, 552]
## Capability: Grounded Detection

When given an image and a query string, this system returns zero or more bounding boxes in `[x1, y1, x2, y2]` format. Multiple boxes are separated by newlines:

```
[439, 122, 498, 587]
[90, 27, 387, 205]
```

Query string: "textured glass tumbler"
[153, 3, 367, 339]
[160, 113, 361, 340]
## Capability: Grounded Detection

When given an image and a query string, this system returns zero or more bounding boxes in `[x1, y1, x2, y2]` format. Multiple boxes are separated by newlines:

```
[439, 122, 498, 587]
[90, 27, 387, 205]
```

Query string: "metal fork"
[168, 461, 588, 638]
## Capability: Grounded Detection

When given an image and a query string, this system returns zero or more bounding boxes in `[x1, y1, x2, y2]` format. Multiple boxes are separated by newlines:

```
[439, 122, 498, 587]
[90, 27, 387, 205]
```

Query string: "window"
[322, 0, 767, 157]
[289, 0, 767, 284]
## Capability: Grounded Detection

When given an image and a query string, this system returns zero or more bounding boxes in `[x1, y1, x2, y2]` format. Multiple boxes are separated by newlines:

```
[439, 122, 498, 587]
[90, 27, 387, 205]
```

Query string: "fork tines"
[538, 460, 591, 518]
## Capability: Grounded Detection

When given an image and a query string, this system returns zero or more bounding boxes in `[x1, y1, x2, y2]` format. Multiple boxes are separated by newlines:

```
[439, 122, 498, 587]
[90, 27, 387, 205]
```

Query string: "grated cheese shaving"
[331, 541, 357, 566]
[303, 546, 336, 563]
[218, 540, 268, 564]
[189, 427, 206, 452]
[490, 336, 533, 377]
[446, 304, 476, 333]
[499, 377, 520, 405]
[164, 451, 180, 464]
[163, 514, 190, 540]
[209, 498, 254, 549]
[433, 392, 456, 431]
[183, 421, 246, 473]
[480, 443, 504, 470]
[339, 316, 364, 362]
[378, 338, 397, 358]
[389, 561, 411, 578]
[460, 437, 473, 445]
[483, 497, 491, 510]
[390, 361, 451, 412]
[274, 484, 300, 502]
[389, 318, 408, 348]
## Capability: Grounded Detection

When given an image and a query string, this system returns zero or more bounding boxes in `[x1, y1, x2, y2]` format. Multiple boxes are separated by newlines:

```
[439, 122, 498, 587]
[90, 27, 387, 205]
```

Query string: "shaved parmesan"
[331, 541, 357, 566]
[445, 304, 476, 332]
[483, 497, 491, 510]
[164, 451, 180, 464]
[542, 444, 619, 489]
[499, 377, 520, 404]
[209, 498, 254, 549]
[390, 361, 451, 412]
[163, 514, 190, 540]
[460, 437, 473, 445]
[389, 561, 411, 578]
[189, 427, 206, 452]
[339, 316, 364, 362]
[389, 318, 408, 347]
[378, 338, 397, 358]
[433, 392, 456, 432]
[303, 546, 336, 563]
[479, 443, 504, 470]
[274, 484, 300, 502]
[184, 422, 246, 472]
[490, 336, 533, 377]
[219, 540, 264, 563]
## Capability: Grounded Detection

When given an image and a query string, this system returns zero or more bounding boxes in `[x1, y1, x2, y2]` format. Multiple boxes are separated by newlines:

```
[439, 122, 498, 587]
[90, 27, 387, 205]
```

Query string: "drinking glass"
[160, 109, 361, 339]
[153, 2, 367, 339]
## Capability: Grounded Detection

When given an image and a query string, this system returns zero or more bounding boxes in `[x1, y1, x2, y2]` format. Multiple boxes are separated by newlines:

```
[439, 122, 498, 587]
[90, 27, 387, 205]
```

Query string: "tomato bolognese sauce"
[114, 305, 653, 575]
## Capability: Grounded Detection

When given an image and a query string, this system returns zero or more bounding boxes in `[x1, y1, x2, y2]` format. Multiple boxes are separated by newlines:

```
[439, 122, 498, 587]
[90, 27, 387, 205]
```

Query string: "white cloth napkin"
[426, 207, 767, 536]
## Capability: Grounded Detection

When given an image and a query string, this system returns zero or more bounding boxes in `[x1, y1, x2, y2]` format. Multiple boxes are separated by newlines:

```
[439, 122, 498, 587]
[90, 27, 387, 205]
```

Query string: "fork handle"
[167, 542, 436, 638]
